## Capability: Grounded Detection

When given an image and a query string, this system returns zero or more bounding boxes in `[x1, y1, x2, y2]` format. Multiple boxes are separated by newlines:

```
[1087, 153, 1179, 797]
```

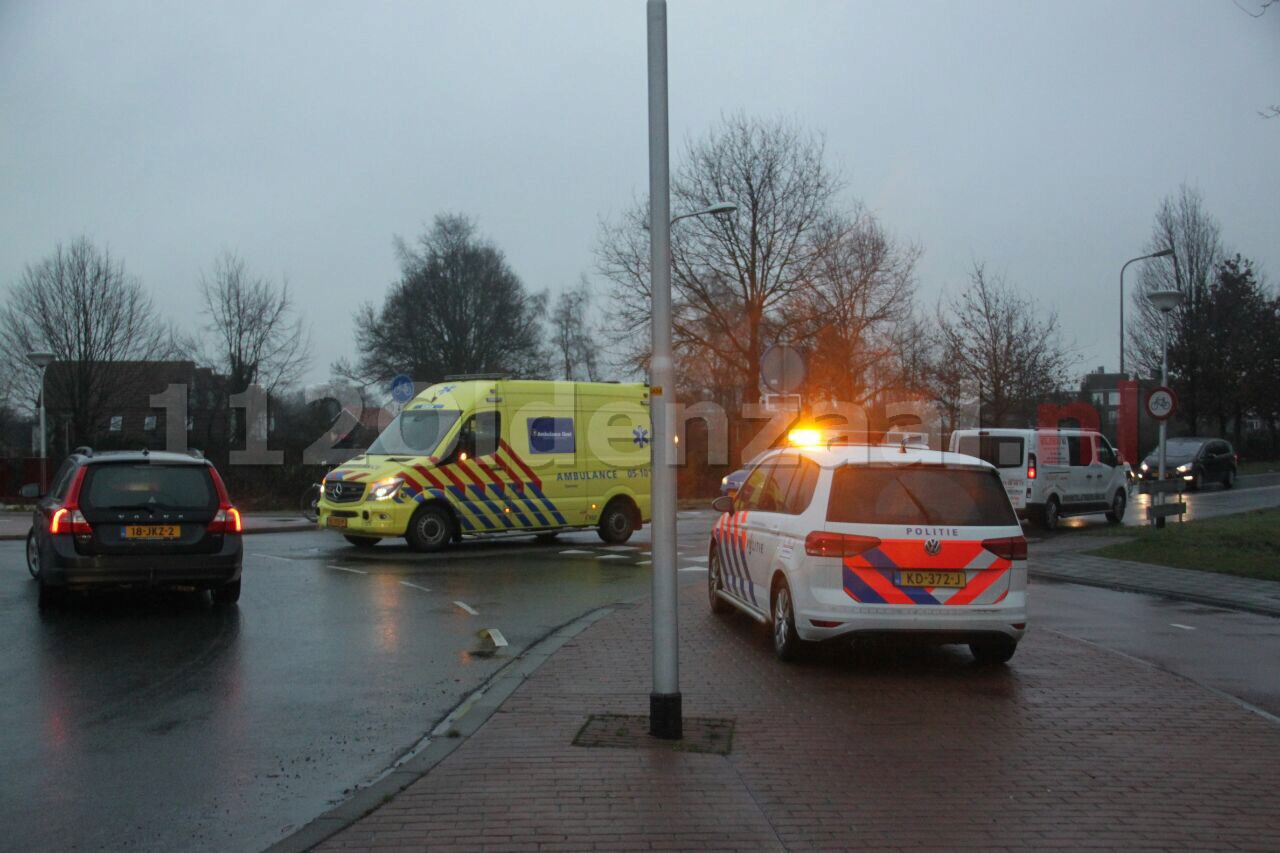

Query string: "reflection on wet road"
[0, 516, 714, 852]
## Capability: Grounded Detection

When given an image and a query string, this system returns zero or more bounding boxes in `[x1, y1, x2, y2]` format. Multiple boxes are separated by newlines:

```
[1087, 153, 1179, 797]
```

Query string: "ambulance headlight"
[1139, 462, 1148, 471]
[1175, 463, 1191, 473]
[368, 477, 404, 501]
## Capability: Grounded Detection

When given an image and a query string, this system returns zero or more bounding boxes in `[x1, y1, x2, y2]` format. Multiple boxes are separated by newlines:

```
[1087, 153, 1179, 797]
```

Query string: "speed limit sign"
[1145, 386, 1178, 421]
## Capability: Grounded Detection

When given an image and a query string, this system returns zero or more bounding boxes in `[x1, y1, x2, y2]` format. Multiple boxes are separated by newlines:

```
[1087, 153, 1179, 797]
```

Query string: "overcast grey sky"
[2, 0, 1277, 389]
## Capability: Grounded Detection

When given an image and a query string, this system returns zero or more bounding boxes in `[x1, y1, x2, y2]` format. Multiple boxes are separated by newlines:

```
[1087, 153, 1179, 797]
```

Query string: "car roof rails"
[72, 445, 94, 457]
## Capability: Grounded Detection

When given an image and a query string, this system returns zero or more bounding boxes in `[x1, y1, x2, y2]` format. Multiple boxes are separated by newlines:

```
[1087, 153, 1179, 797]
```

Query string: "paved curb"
[1029, 567, 1280, 619]
[263, 604, 620, 853]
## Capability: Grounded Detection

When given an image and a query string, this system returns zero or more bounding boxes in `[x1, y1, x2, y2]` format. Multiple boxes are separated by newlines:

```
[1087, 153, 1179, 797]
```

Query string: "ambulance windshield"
[367, 409, 460, 456]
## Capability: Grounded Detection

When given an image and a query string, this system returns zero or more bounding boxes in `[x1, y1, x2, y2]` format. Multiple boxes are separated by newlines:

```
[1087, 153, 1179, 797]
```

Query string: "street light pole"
[646, 0, 680, 741]
[645, 0, 736, 741]
[1119, 248, 1174, 377]
[26, 351, 55, 491]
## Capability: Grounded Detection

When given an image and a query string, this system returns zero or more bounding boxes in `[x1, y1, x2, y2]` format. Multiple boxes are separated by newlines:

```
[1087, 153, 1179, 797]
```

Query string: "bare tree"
[0, 237, 174, 446]
[797, 211, 919, 407]
[550, 275, 600, 381]
[1129, 185, 1223, 432]
[597, 114, 841, 403]
[199, 251, 310, 396]
[937, 263, 1075, 427]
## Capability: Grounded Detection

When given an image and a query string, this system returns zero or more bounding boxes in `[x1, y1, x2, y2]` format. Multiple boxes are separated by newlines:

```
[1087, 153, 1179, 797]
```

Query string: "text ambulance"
[317, 379, 652, 551]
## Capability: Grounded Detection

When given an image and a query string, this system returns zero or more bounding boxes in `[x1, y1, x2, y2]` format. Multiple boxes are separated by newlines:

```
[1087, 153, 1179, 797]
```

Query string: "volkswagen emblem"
[924, 539, 941, 556]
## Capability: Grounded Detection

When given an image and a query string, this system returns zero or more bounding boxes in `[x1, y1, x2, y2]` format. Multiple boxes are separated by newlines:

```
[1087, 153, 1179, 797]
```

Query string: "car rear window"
[81, 464, 217, 511]
[955, 435, 1024, 469]
[827, 465, 1017, 527]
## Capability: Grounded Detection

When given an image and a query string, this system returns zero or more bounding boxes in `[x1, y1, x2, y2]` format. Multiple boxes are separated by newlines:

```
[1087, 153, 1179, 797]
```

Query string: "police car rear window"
[956, 435, 1024, 469]
[827, 466, 1017, 527]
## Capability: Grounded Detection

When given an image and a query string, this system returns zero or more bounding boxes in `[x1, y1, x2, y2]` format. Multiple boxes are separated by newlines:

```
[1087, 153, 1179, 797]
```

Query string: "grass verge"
[1086, 507, 1280, 581]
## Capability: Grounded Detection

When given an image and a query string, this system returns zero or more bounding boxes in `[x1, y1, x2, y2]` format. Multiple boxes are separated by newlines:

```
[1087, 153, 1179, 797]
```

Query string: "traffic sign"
[1145, 386, 1177, 421]
[390, 373, 415, 404]
[760, 344, 806, 393]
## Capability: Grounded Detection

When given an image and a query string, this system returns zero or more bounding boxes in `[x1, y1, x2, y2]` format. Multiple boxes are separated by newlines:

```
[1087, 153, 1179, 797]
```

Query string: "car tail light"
[207, 507, 242, 534]
[1027, 452, 1037, 480]
[982, 536, 1027, 561]
[206, 466, 242, 534]
[50, 507, 92, 536]
[804, 532, 881, 558]
[49, 468, 92, 535]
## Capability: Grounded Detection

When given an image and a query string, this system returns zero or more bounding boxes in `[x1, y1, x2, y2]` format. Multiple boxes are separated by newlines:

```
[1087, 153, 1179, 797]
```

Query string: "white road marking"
[483, 628, 508, 648]
[453, 600, 479, 615]
[679, 566, 708, 573]
[601, 545, 638, 551]
[687, 556, 709, 563]
[1170, 623, 1196, 631]
[399, 581, 431, 593]
[327, 565, 367, 575]
[596, 554, 628, 561]
[559, 549, 594, 555]
[256, 553, 297, 562]
[636, 559, 652, 565]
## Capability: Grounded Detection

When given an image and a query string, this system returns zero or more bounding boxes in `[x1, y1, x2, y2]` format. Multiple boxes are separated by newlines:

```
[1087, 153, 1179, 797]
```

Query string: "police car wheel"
[708, 549, 731, 614]
[969, 637, 1017, 665]
[771, 581, 801, 662]
[1105, 490, 1126, 524]
[597, 502, 634, 545]
[343, 535, 379, 549]
[406, 505, 453, 552]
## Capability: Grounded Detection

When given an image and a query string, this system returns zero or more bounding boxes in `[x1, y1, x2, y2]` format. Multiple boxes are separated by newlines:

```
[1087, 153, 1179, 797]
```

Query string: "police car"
[708, 439, 1027, 663]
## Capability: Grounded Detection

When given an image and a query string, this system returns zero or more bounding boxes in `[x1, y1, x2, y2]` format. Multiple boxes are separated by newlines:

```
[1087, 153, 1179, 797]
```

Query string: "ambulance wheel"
[1039, 497, 1060, 531]
[406, 505, 454, 552]
[597, 500, 635, 545]
[1105, 489, 1126, 524]
[771, 578, 802, 662]
[970, 636, 1018, 665]
[708, 548, 731, 614]
[343, 535, 379, 549]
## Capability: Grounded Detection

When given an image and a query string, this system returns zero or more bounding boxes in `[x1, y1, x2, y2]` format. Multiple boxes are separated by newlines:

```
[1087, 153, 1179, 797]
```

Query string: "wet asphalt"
[1, 502, 1277, 852]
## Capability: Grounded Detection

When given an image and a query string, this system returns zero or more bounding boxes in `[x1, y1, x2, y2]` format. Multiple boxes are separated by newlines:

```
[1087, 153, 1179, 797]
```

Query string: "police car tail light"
[982, 536, 1027, 561]
[804, 532, 880, 558]
[1027, 452, 1037, 480]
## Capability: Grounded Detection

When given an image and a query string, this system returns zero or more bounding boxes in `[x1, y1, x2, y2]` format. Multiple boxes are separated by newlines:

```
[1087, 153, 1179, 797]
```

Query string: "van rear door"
[954, 433, 1028, 510]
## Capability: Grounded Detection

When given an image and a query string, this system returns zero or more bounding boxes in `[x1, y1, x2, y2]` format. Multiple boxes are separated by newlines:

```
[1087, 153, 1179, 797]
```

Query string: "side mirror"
[711, 495, 734, 514]
[19, 483, 41, 499]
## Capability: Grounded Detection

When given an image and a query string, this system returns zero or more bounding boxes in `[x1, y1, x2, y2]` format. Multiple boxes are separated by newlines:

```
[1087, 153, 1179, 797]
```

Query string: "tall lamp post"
[1119, 248, 1174, 377]
[646, 0, 736, 741]
[1147, 289, 1184, 529]
[26, 351, 55, 491]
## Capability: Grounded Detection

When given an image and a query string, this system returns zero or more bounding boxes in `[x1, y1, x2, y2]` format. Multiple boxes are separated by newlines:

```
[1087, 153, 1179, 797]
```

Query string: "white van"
[947, 428, 1129, 530]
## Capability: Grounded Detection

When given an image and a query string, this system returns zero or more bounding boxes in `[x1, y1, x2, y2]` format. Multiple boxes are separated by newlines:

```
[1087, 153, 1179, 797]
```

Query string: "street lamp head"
[705, 201, 737, 218]
[1150, 248, 1175, 259]
[26, 351, 55, 369]
[1147, 289, 1184, 314]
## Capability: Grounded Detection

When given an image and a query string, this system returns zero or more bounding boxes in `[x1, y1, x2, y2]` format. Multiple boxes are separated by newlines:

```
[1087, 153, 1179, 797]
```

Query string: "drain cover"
[572, 713, 734, 755]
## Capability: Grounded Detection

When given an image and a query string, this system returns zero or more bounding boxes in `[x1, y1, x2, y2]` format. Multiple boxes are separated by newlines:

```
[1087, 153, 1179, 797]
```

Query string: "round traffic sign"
[1145, 386, 1177, 421]
[760, 344, 806, 393]
[390, 373, 415, 404]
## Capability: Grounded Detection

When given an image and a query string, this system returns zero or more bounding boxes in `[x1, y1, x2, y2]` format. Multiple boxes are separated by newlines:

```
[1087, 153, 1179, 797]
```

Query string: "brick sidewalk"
[318, 584, 1280, 851]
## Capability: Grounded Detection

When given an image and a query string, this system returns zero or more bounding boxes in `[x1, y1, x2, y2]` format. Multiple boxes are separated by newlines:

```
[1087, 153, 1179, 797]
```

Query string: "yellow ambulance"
[316, 378, 652, 551]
